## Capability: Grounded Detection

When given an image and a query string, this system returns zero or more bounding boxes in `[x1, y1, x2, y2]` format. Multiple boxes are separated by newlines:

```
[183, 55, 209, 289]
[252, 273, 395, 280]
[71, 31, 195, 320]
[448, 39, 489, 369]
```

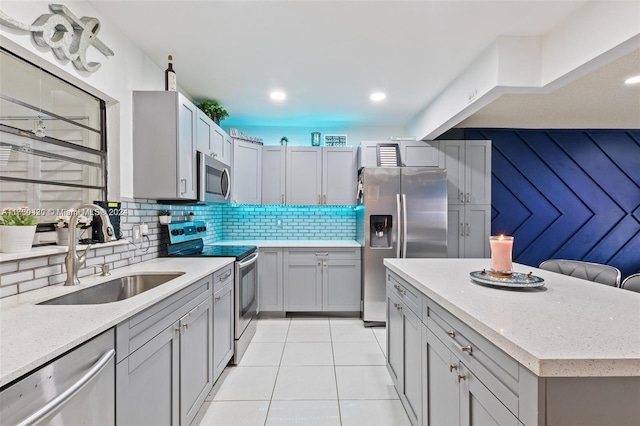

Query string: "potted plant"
[158, 210, 172, 225]
[196, 100, 229, 125]
[280, 136, 288, 146]
[188, 211, 195, 222]
[0, 207, 38, 253]
[55, 214, 92, 246]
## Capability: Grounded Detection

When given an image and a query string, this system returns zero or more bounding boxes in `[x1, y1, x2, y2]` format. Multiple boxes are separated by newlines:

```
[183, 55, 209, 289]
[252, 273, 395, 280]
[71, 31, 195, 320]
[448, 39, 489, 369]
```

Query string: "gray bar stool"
[539, 259, 621, 287]
[620, 273, 640, 293]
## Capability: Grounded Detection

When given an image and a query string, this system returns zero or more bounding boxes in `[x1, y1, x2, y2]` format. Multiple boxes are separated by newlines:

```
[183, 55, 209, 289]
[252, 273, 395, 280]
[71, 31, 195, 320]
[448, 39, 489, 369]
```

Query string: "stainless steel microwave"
[197, 151, 231, 203]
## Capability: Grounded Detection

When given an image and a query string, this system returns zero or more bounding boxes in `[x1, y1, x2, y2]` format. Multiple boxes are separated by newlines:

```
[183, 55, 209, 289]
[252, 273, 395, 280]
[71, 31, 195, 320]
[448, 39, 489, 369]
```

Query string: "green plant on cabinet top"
[196, 100, 229, 123]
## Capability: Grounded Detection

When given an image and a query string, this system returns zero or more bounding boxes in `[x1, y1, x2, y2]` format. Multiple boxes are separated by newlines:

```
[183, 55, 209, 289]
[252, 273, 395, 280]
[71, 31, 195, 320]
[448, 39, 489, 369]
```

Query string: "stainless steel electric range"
[165, 220, 258, 365]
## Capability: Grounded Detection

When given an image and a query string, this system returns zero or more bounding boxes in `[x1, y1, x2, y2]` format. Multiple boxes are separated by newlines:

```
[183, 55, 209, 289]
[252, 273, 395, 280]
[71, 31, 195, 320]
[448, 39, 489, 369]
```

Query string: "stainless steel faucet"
[64, 204, 116, 286]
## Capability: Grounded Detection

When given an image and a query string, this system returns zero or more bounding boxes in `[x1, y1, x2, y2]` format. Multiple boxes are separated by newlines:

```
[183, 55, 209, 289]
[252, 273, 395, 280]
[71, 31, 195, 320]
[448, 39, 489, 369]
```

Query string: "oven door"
[197, 151, 231, 203]
[235, 251, 258, 338]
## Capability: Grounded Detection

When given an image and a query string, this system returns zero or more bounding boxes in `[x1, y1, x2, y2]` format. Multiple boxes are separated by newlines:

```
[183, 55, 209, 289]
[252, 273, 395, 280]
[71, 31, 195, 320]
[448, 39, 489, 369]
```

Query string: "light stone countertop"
[0, 257, 234, 387]
[216, 240, 361, 248]
[384, 258, 640, 378]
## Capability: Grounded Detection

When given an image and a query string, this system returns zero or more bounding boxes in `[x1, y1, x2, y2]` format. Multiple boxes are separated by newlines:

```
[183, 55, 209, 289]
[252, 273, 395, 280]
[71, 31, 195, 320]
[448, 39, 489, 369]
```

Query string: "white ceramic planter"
[56, 228, 79, 246]
[0, 225, 37, 253]
[159, 215, 172, 225]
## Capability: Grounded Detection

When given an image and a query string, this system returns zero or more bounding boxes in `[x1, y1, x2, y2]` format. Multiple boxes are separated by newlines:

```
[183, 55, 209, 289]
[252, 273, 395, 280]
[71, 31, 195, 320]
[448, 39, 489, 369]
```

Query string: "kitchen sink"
[38, 273, 185, 305]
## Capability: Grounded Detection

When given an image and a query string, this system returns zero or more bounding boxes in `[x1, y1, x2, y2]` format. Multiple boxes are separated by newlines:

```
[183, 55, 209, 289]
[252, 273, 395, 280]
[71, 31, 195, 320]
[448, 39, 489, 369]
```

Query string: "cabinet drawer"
[213, 264, 234, 293]
[426, 300, 519, 416]
[386, 271, 422, 318]
[286, 248, 361, 261]
[116, 274, 212, 362]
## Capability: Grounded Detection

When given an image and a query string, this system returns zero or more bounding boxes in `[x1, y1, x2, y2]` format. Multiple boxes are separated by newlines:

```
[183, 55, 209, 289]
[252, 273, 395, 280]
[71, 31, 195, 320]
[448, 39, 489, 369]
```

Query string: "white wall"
[407, 1, 640, 140]
[0, 0, 166, 199]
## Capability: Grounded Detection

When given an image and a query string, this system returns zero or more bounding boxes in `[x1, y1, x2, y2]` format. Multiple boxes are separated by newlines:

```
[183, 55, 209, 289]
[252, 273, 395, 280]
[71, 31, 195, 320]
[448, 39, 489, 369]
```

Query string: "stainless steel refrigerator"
[356, 167, 447, 323]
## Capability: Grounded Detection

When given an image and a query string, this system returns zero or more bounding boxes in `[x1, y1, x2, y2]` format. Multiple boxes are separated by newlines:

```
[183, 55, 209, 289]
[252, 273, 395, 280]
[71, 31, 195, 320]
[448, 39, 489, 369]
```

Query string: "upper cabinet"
[232, 139, 262, 205]
[439, 140, 491, 205]
[287, 146, 357, 206]
[262, 146, 286, 205]
[133, 91, 197, 201]
[359, 141, 440, 168]
[195, 109, 231, 167]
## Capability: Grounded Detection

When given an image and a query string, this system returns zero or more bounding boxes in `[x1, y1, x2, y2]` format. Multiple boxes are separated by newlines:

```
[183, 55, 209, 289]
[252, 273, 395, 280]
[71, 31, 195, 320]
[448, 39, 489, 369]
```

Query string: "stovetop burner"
[164, 221, 256, 260]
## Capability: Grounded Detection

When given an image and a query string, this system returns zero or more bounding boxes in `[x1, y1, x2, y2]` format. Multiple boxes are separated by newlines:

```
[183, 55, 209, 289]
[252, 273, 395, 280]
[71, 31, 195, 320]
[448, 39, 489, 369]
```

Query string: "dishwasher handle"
[17, 349, 116, 426]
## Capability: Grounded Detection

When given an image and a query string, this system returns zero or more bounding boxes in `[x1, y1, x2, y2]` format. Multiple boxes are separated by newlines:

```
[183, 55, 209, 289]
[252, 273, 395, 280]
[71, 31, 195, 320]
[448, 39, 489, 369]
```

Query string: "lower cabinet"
[259, 247, 285, 312]
[447, 204, 491, 258]
[284, 248, 361, 312]
[387, 269, 522, 426]
[213, 278, 234, 381]
[116, 275, 214, 426]
[386, 288, 422, 426]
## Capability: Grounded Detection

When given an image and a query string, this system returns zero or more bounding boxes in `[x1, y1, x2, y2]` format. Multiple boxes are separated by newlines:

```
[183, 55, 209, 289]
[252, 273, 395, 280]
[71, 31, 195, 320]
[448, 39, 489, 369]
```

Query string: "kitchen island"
[384, 258, 640, 426]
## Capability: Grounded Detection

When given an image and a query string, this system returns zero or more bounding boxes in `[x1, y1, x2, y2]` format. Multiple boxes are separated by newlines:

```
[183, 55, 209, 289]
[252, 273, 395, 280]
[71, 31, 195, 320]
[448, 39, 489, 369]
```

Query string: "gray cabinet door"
[180, 296, 214, 426]
[323, 147, 357, 205]
[402, 308, 422, 426]
[286, 147, 322, 205]
[284, 255, 322, 311]
[386, 292, 403, 388]
[425, 327, 460, 426]
[464, 204, 491, 258]
[177, 94, 197, 200]
[401, 141, 440, 167]
[322, 258, 361, 311]
[116, 322, 180, 426]
[259, 248, 284, 311]
[196, 109, 213, 156]
[222, 134, 233, 166]
[459, 363, 519, 426]
[211, 124, 225, 160]
[262, 146, 286, 205]
[232, 139, 262, 204]
[447, 205, 464, 258]
[440, 140, 465, 205]
[213, 280, 234, 380]
[465, 140, 491, 205]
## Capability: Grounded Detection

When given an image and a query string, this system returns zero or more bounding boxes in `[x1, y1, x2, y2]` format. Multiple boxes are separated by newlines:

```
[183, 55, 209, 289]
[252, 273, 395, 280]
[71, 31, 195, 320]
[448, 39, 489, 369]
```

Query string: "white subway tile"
[0, 285, 18, 298]
[19, 278, 49, 293]
[34, 265, 62, 279]
[0, 261, 18, 274]
[18, 257, 49, 270]
[1, 270, 34, 285]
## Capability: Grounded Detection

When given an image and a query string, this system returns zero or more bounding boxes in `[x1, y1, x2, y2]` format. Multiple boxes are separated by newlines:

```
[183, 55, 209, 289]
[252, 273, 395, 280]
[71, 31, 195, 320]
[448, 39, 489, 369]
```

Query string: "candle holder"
[489, 235, 514, 278]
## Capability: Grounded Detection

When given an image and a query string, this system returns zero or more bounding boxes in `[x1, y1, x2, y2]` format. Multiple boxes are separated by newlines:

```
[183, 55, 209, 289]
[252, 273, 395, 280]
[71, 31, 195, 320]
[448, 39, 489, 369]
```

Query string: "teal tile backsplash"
[221, 205, 356, 240]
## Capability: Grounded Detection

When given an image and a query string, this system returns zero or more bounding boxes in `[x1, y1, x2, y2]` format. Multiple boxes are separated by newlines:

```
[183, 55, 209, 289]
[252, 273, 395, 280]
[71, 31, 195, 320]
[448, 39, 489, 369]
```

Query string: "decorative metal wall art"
[0, 4, 114, 73]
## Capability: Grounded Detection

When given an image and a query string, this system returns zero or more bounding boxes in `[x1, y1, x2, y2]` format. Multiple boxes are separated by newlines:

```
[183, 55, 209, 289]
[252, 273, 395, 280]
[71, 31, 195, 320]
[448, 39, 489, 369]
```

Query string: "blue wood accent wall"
[464, 129, 640, 279]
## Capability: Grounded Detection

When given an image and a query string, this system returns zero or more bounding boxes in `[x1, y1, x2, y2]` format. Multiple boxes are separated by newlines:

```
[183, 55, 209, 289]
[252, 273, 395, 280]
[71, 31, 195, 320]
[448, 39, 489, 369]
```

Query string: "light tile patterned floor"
[193, 316, 410, 426]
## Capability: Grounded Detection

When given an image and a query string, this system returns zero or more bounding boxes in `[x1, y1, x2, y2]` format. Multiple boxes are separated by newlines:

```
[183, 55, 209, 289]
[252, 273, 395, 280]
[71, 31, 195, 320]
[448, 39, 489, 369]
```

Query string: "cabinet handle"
[175, 326, 181, 333]
[448, 330, 456, 338]
[212, 152, 218, 158]
[317, 262, 321, 266]
[219, 272, 231, 281]
[182, 323, 189, 330]
[215, 296, 221, 302]
[457, 374, 467, 382]
[281, 194, 285, 204]
[394, 284, 406, 295]
[323, 262, 327, 267]
[460, 223, 464, 237]
[323, 194, 327, 204]
[460, 345, 473, 353]
[466, 192, 470, 203]
[315, 252, 329, 256]
[317, 195, 321, 204]
[460, 191, 464, 203]
[394, 303, 403, 311]
[465, 223, 470, 236]
[449, 364, 458, 372]
[180, 179, 187, 194]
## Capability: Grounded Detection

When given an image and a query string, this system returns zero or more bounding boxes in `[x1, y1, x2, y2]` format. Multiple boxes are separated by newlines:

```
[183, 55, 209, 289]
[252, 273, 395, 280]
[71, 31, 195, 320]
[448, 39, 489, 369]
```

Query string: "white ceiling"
[88, 0, 639, 131]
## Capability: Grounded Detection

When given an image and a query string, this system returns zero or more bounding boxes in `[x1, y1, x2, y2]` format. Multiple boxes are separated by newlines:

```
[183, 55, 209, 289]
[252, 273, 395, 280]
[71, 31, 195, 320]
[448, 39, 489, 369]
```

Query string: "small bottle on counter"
[165, 55, 177, 91]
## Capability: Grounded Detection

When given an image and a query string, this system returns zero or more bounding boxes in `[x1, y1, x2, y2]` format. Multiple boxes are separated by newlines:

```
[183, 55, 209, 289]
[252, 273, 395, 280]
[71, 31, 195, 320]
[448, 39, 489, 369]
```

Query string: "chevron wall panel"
[465, 129, 640, 280]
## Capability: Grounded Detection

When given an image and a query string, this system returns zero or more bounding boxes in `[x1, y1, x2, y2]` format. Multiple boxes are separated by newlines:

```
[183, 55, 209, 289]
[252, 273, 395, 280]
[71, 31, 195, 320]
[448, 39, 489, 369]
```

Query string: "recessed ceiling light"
[370, 92, 386, 102]
[624, 75, 640, 85]
[270, 91, 286, 101]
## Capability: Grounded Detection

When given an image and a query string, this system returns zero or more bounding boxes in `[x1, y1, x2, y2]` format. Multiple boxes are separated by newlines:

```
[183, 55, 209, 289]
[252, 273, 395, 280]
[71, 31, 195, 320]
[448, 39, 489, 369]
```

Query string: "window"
[0, 49, 107, 222]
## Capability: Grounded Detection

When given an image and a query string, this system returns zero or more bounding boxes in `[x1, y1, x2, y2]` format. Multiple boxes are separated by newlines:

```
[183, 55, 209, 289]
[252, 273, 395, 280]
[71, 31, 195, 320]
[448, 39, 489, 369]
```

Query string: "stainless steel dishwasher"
[0, 329, 115, 425]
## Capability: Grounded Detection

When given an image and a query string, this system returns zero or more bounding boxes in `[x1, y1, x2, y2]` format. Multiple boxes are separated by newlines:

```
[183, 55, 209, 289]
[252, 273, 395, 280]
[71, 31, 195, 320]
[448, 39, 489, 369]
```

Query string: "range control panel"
[166, 220, 207, 244]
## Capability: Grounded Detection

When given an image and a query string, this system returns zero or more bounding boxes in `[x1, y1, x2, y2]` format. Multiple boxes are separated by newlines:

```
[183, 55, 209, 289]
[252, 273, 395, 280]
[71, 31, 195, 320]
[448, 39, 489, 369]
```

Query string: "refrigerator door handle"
[402, 194, 408, 258]
[396, 193, 401, 258]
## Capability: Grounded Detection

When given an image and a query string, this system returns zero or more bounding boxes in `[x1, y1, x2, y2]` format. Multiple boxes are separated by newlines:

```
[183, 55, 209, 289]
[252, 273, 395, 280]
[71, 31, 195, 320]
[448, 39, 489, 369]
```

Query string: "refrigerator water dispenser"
[370, 215, 392, 248]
